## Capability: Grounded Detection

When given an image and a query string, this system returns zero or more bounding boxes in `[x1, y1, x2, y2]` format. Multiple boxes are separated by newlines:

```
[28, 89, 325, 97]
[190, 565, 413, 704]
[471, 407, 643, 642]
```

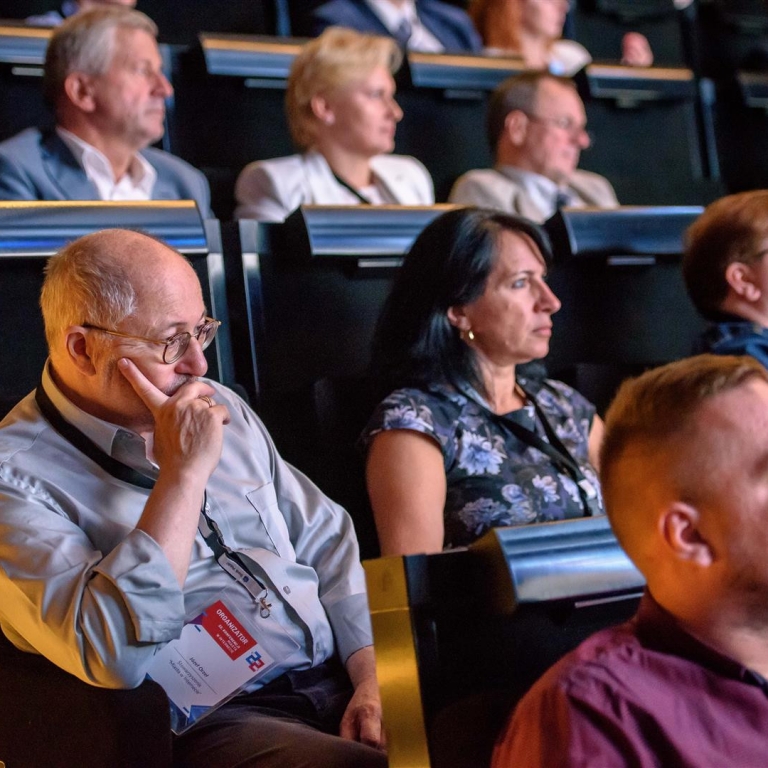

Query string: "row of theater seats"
[0, 199, 704, 766]
[1, 19, 762, 220]
[1, 0, 763, 74]
[0, 200, 707, 555]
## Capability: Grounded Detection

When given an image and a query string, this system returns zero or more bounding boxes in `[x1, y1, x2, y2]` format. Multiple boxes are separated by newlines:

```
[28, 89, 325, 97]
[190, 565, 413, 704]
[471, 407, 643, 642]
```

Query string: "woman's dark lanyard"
[34, 383, 272, 617]
[331, 171, 373, 205]
[499, 384, 601, 518]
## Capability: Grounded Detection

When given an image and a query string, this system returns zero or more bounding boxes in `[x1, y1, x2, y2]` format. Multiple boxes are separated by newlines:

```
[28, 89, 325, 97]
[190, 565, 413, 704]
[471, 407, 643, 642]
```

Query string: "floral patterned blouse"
[361, 377, 603, 548]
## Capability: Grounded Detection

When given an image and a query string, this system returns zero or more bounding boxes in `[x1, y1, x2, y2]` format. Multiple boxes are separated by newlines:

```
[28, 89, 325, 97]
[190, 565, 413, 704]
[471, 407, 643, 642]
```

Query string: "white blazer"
[234, 150, 435, 221]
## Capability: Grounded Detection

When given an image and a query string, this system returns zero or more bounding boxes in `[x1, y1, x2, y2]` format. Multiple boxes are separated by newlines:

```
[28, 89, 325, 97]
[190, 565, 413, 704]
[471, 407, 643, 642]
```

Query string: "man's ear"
[63, 72, 98, 113]
[659, 501, 714, 568]
[64, 327, 98, 376]
[446, 304, 470, 331]
[725, 261, 762, 303]
[309, 93, 335, 126]
[503, 110, 529, 147]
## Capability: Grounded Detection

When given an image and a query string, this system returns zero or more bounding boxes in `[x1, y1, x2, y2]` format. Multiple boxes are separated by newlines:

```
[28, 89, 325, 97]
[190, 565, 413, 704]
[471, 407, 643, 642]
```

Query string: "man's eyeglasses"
[83, 317, 221, 364]
[523, 112, 592, 143]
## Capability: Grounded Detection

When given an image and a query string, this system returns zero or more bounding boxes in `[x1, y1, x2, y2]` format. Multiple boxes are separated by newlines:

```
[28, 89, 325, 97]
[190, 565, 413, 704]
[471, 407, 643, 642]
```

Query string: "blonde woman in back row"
[234, 27, 434, 221]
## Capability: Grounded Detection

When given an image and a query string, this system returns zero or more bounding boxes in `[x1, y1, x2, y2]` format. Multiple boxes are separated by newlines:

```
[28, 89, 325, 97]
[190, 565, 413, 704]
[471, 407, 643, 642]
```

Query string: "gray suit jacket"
[0, 128, 212, 218]
[449, 167, 618, 223]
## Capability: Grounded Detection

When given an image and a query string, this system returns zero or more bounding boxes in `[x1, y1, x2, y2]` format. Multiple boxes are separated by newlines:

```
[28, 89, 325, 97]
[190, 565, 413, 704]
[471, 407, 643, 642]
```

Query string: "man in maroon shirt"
[493, 353, 768, 767]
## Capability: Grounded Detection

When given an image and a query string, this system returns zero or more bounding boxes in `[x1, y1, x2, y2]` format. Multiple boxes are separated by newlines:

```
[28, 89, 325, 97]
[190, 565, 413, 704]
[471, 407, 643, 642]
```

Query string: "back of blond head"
[44, 6, 157, 110]
[600, 354, 767, 549]
[285, 26, 403, 151]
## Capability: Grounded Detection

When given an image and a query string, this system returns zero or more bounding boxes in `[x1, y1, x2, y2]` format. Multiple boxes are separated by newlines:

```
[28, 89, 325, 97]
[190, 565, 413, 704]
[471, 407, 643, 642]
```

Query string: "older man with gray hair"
[0, 7, 210, 216]
[0, 228, 385, 767]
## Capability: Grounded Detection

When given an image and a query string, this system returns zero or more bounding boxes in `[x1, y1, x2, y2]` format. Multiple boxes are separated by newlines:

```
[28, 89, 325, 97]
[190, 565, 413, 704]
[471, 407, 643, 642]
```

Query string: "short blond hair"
[285, 27, 403, 151]
[600, 354, 767, 551]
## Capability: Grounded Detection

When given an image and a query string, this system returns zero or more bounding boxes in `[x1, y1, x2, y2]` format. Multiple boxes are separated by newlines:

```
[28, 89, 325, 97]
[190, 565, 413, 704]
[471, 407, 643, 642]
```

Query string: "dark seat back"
[544, 205, 707, 412]
[234, 206, 449, 557]
[0, 630, 172, 768]
[365, 517, 644, 767]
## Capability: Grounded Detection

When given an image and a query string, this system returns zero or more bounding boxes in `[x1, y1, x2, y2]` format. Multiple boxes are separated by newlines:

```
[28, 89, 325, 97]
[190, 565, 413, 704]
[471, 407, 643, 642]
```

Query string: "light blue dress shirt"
[0, 364, 371, 690]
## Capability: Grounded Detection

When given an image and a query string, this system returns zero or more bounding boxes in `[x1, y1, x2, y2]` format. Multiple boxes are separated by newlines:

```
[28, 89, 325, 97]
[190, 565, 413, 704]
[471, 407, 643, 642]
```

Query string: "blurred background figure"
[0, 7, 211, 215]
[683, 190, 768, 369]
[308, 0, 482, 53]
[361, 207, 603, 555]
[449, 72, 617, 222]
[27, 0, 136, 27]
[235, 27, 433, 222]
[469, 0, 653, 74]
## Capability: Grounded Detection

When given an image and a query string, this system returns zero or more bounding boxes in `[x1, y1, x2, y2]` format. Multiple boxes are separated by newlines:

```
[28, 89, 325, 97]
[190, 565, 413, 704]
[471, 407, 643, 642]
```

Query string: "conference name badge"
[146, 596, 281, 734]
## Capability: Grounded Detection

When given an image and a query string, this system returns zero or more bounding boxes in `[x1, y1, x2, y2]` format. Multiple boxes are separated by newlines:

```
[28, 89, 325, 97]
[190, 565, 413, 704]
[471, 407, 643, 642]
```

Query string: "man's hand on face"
[118, 358, 230, 480]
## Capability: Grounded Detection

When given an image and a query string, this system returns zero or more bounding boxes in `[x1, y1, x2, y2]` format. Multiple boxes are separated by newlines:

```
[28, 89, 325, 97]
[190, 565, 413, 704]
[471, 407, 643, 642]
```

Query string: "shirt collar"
[56, 127, 157, 197]
[365, 0, 418, 29]
[497, 165, 561, 200]
[636, 591, 768, 690]
[41, 360, 153, 471]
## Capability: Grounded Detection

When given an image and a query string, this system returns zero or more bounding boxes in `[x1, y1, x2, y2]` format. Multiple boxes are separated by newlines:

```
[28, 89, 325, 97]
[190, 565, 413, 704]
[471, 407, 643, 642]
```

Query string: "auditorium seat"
[231, 206, 449, 557]
[0, 200, 234, 419]
[578, 63, 723, 205]
[0, 22, 50, 143]
[365, 516, 644, 767]
[572, 0, 686, 67]
[544, 205, 707, 412]
[0, 629, 172, 768]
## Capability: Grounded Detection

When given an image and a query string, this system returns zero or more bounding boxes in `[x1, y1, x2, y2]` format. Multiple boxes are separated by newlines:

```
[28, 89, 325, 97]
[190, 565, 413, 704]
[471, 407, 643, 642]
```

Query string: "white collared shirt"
[365, 0, 444, 53]
[497, 165, 587, 221]
[56, 127, 157, 201]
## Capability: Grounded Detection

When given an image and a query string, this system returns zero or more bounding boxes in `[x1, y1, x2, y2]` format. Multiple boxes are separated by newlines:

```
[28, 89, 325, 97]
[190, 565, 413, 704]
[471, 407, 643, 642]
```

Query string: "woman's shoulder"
[238, 154, 306, 178]
[370, 154, 434, 189]
[362, 384, 472, 445]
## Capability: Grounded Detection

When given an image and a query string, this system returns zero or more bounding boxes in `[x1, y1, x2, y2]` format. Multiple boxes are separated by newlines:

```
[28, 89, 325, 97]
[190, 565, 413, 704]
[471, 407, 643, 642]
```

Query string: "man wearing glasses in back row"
[449, 71, 619, 223]
[0, 229, 386, 767]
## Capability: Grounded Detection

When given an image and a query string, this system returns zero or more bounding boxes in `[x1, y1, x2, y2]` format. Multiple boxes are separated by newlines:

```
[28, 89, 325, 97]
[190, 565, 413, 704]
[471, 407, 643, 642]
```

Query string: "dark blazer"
[310, 0, 482, 53]
[0, 128, 212, 218]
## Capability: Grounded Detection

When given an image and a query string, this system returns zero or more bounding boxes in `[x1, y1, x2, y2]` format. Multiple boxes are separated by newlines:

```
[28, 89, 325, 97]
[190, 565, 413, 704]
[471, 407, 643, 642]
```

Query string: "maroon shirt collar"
[635, 591, 768, 693]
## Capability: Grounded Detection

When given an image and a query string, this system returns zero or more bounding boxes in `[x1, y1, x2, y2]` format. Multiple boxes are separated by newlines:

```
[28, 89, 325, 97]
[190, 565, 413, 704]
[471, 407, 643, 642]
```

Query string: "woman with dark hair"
[360, 207, 603, 554]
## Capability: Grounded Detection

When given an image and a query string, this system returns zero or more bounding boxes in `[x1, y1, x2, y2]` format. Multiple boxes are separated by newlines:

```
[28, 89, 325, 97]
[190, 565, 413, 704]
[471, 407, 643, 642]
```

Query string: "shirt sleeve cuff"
[94, 528, 185, 643]
[326, 593, 373, 664]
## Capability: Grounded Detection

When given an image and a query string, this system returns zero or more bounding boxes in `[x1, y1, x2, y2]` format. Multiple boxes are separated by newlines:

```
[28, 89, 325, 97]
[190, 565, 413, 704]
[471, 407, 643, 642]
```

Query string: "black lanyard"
[497, 385, 601, 518]
[331, 171, 373, 205]
[34, 383, 271, 615]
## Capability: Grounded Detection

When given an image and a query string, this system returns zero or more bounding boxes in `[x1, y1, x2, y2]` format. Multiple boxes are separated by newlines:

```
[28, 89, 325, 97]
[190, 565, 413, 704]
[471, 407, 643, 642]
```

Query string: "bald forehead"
[534, 79, 583, 114]
[87, 228, 181, 264]
[85, 229, 198, 294]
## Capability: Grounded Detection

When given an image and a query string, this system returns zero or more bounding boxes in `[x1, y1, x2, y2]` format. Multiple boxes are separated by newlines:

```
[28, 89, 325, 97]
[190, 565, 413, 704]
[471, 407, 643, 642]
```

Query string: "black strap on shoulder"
[35, 383, 155, 490]
[331, 171, 373, 205]
[498, 385, 601, 517]
[35, 382, 271, 605]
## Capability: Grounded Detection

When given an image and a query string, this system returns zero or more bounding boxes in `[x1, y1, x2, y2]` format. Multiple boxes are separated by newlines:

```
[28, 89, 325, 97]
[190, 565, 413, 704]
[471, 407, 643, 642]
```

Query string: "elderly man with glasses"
[449, 71, 618, 223]
[0, 229, 386, 768]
